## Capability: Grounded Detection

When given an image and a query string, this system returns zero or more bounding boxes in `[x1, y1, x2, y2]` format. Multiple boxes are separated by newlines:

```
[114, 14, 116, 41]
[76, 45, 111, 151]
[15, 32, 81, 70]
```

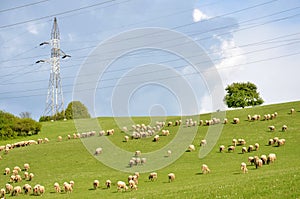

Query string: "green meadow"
[0, 101, 299, 198]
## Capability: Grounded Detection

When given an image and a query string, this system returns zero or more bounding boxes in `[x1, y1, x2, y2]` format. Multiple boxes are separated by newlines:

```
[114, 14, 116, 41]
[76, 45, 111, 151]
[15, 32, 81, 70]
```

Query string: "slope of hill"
[0, 101, 299, 198]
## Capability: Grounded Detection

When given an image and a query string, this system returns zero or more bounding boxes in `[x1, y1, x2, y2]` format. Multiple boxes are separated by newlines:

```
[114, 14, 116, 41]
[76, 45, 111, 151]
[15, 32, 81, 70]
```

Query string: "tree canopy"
[65, 101, 91, 119]
[0, 110, 41, 140]
[224, 82, 264, 108]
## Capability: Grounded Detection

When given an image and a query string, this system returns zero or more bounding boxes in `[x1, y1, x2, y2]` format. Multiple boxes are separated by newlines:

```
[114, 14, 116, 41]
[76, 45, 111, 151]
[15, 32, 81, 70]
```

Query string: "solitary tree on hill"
[65, 101, 91, 119]
[224, 82, 264, 108]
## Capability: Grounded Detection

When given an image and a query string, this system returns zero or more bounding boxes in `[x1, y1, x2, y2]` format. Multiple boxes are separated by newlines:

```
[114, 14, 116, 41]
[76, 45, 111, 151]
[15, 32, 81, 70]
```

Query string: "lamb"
[201, 164, 210, 174]
[200, 139, 207, 146]
[69, 181, 74, 188]
[24, 163, 30, 171]
[233, 118, 240, 124]
[168, 173, 175, 182]
[267, 153, 276, 164]
[117, 181, 128, 192]
[94, 147, 103, 155]
[5, 183, 13, 194]
[219, 145, 225, 152]
[11, 186, 21, 196]
[188, 144, 195, 152]
[54, 182, 61, 193]
[240, 162, 248, 173]
[149, 172, 158, 181]
[105, 180, 111, 189]
[282, 125, 288, 132]
[228, 146, 235, 152]
[268, 125, 275, 131]
[23, 184, 32, 194]
[93, 180, 99, 189]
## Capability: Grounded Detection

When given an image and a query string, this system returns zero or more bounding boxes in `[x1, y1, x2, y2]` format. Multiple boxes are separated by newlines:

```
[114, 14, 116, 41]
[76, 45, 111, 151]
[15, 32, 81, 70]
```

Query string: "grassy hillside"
[0, 101, 299, 198]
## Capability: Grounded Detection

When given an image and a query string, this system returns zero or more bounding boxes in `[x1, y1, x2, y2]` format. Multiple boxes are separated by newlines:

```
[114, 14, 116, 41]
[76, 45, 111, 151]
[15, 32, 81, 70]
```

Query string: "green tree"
[224, 82, 264, 108]
[65, 101, 91, 119]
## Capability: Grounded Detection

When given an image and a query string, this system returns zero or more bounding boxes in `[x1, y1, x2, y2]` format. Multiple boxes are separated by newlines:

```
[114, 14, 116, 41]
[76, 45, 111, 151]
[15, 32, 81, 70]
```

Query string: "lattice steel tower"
[39, 17, 70, 119]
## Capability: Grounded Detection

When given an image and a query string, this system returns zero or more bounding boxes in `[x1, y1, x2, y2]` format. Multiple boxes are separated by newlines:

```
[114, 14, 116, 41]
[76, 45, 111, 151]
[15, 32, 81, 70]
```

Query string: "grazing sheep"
[290, 108, 295, 114]
[124, 136, 129, 142]
[135, 150, 141, 157]
[268, 125, 275, 131]
[268, 138, 274, 145]
[14, 166, 21, 172]
[277, 139, 285, 146]
[260, 155, 267, 165]
[199, 120, 204, 126]
[12, 169, 19, 175]
[241, 162, 248, 173]
[267, 153, 276, 164]
[117, 181, 128, 192]
[129, 159, 135, 167]
[247, 145, 254, 153]
[219, 145, 225, 152]
[63, 182, 73, 193]
[247, 115, 251, 121]
[6, 183, 13, 194]
[23, 184, 32, 194]
[24, 172, 29, 180]
[128, 179, 138, 190]
[11, 186, 21, 196]
[4, 167, 10, 175]
[141, 158, 147, 165]
[105, 180, 111, 189]
[282, 125, 288, 132]
[273, 137, 279, 144]
[238, 139, 246, 145]
[153, 135, 160, 142]
[93, 180, 99, 189]
[254, 143, 259, 151]
[0, 188, 5, 198]
[122, 126, 128, 132]
[200, 139, 207, 146]
[254, 158, 263, 169]
[94, 147, 103, 155]
[58, 136, 62, 141]
[224, 118, 228, 124]
[149, 172, 158, 181]
[188, 144, 195, 152]
[248, 156, 255, 165]
[232, 139, 237, 147]
[241, 147, 247, 154]
[201, 164, 210, 174]
[162, 130, 170, 136]
[24, 163, 30, 171]
[69, 181, 74, 188]
[233, 118, 240, 124]
[228, 146, 235, 152]
[29, 173, 34, 181]
[14, 174, 22, 183]
[167, 150, 172, 156]
[54, 182, 61, 193]
[167, 121, 173, 127]
[168, 173, 175, 182]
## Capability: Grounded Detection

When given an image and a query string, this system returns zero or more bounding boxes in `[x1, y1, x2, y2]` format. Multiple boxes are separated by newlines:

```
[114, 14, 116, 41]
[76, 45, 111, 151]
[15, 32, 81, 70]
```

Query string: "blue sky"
[0, 0, 299, 120]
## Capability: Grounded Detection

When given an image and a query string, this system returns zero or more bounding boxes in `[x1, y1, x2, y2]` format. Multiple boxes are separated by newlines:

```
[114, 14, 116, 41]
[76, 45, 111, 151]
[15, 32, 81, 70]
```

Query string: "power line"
[0, 0, 49, 13]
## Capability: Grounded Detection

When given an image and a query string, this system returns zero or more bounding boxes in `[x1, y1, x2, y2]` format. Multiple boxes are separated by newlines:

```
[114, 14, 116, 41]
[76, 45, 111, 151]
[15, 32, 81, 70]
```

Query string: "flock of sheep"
[0, 107, 295, 197]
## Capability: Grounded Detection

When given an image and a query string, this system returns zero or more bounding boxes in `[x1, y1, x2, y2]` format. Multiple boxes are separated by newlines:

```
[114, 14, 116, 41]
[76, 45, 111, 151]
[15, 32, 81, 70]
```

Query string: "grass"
[0, 101, 299, 198]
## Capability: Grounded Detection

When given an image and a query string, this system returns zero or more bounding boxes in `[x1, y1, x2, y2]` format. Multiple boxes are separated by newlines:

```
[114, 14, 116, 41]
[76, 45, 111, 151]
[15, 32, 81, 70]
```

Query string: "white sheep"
[29, 173, 34, 181]
[4, 167, 10, 175]
[117, 181, 128, 192]
[282, 125, 288, 132]
[94, 147, 103, 155]
[247, 145, 254, 152]
[188, 144, 195, 152]
[277, 139, 285, 146]
[219, 145, 225, 152]
[106, 180, 111, 189]
[58, 136, 62, 141]
[167, 150, 172, 156]
[5, 183, 13, 194]
[260, 155, 267, 165]
[24, 163, 30, 171]
[254, 143, 259, 151]
[240, 162, 248, 173]
[267, 153, 276, 164]
[124, 135, 129, 142]
[268, 125, 275, 131]
[290, 108, 295, 114]
[153, 135, 159, 142]
[93, 180, 99, 189]
[0, 188, 5, 198]
[149, 172, 158, 181]
[228, 146, 235, 152]
[242, 147, 247, 154]
[200, 139, 207, 146]
[54, 182, 61, 193]
[233, 118, 240, 124]
[63, 182, 72, 193]
[23, 184, 32, 194]
[128, 179, 137, 190]
[11, 186, 22, 196]
[168, 173, 175, 182]
[201, 164, 210, 174]
[135, 150, 141, 157]
[232, 139, 237, 147]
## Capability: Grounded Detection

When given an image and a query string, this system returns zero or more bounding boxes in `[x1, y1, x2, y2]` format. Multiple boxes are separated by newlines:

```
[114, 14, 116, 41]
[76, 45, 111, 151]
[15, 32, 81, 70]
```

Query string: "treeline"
[0, 110, 41, 140]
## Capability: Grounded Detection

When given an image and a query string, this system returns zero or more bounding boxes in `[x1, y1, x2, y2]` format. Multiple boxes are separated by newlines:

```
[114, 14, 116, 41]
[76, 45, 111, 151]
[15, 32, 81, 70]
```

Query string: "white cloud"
[193, 8, 210, 22]
[27, 23, 39, 35]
